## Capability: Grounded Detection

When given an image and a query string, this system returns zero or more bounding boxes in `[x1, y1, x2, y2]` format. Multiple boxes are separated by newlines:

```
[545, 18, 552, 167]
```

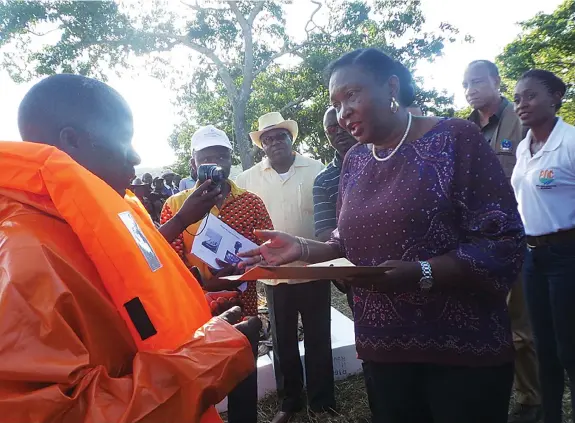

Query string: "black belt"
[526, 228, 575, 248]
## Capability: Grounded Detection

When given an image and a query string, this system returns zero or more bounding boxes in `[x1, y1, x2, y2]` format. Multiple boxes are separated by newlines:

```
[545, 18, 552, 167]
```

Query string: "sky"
[0, 0, 564, 169]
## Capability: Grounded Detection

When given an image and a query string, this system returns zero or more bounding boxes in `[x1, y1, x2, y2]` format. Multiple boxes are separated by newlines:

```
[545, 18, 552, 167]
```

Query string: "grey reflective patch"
[118, 211, 162, 272]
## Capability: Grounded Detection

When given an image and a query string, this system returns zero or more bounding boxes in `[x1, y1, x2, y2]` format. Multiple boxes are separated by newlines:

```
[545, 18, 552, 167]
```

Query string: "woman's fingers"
[238, 246, 262, 258]
[238, 254, 263, 269]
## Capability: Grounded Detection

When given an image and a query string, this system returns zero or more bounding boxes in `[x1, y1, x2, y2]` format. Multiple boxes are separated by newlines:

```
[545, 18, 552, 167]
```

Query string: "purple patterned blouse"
[329, 119, 525, 366]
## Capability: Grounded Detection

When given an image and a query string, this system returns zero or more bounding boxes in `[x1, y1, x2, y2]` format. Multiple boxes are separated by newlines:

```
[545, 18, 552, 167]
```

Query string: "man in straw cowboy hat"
[236, 112, 336, 423]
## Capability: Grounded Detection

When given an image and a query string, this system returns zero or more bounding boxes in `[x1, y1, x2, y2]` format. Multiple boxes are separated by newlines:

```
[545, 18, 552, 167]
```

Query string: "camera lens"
[210, 167, 226, 184]
[198, 164, 226, 185]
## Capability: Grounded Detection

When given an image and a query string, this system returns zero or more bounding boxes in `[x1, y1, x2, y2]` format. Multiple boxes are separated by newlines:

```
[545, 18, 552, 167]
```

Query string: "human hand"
[238, 230, 301, 268]
[233, 316, 262, 353]
[203, 259, 244, 292]
[338, 260, 420, 292]
[206, 291, 243, 316]
[217, 305, 243, 324]
[175, 180, 222, 227]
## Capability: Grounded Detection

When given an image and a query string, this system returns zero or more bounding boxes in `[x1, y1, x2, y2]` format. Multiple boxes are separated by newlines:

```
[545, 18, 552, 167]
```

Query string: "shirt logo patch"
[537, 169, 556, 190]
[500, 139, 512, 152]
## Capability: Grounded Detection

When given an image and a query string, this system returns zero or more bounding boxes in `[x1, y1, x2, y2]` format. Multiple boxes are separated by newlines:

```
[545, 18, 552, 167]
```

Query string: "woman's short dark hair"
[519, 69, 567, 111]
[324, 48, 416, 107]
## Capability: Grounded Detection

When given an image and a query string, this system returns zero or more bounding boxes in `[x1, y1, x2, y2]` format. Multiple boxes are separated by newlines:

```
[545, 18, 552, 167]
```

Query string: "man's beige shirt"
[235, 153, 325, 285]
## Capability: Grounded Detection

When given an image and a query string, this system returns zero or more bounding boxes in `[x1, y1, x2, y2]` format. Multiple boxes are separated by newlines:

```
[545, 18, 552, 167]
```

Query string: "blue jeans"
[524, 241, 575, 423]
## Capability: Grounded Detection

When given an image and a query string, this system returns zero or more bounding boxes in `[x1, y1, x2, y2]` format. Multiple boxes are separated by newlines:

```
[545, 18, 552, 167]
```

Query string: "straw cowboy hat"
[249, 112, 299, 149]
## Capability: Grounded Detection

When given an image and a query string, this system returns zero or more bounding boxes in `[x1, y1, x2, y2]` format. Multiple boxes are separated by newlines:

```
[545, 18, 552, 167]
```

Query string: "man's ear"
[191, 155, 198, 172]
[493, 75, 502, 92]
[58, 127, 81, 153]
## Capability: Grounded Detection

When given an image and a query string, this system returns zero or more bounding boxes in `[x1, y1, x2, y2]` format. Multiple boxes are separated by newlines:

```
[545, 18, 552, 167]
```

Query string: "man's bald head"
[18, 74, 131, 144]
[323, 105, 355, 157]
[323, 106, 336, 124]
[463, 60, 501, 110]
[18, 74, 140, 195]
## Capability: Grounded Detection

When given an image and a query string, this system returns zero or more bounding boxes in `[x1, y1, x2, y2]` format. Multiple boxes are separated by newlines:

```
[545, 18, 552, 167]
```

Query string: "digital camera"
[197, 163, 226, 186]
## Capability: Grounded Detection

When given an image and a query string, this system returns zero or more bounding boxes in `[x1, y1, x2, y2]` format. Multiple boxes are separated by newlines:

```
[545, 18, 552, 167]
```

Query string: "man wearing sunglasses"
[235, 112, 334, 423]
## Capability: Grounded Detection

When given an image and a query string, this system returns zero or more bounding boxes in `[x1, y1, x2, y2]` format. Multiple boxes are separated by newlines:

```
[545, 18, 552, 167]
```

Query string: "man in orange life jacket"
[0, 73, 259, 422]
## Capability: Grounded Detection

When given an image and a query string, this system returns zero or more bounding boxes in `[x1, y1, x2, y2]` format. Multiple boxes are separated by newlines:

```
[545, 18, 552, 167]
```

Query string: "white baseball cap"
[190, 125, 233, 153]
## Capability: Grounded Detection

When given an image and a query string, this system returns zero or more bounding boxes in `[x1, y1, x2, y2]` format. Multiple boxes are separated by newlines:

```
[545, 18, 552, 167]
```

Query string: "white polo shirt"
[511, 118, 575, 236]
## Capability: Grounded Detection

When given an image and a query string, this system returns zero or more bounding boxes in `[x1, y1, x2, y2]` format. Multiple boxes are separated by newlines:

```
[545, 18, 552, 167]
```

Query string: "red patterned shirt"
[161, 180, 273, 316]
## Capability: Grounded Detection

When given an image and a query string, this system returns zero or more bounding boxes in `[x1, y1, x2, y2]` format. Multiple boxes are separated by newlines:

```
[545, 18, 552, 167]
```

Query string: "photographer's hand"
[158, 180, 221, 242]
[177, 180, 222, 226]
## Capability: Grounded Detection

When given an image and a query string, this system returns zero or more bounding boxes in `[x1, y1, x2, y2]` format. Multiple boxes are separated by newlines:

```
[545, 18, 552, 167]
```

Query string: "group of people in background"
[130, 167, 197, 224]
[0, 45, 573, 423]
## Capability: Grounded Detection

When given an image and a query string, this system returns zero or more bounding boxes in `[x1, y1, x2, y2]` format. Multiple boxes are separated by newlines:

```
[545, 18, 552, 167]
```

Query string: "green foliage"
[497, 0, 574, 124]
[453, 106, 472, 120]
[173, 0, 458, 165]
[167, 122, 195, 176]
[1, 0, 460, 168]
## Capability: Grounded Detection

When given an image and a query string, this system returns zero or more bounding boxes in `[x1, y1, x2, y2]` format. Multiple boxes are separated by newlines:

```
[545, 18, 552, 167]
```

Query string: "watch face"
[420, 277, 433, 290]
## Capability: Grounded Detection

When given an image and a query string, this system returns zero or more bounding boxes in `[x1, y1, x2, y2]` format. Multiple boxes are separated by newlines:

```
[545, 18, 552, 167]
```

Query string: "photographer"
[161, 125, 273, 423]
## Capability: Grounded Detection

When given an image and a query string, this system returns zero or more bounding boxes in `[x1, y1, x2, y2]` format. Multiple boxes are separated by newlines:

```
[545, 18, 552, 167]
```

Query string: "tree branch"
[179, 0, 221, 12]
[279, 90, 314, 113]
[305, 0, 325, 35]
[227, 1, 247, 28]
[255, 0, 328, 76]
[28, 27, 60, 37]
[180, 0, 201, 10]
[247, 1, 265, 25]
[227, 1, 265, 101]
[176, 35, 238, 101]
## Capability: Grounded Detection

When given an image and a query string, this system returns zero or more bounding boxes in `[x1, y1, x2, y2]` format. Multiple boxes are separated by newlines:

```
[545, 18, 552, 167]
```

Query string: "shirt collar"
[520, 117, 565, 158]
[468, 96, 509, 126]
[261, 152, 310, 171]
[541, 117, 564, 153]
[333, 152, 343, 169]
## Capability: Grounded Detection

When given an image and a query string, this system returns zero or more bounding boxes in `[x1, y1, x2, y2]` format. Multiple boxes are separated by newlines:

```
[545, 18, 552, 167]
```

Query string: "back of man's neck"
[477, 96, 503, 125]
[271, 154, 296, 174]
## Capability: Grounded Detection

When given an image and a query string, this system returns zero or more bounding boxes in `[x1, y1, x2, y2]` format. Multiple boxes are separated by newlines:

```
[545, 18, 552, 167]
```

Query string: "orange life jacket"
[0, 141, 230, 422]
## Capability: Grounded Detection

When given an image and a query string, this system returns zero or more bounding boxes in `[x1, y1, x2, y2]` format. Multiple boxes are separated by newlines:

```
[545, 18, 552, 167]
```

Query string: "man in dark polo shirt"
[465, 60, 524, 178]
[313, 106, 356, 311]
[464, 60, 541, 423]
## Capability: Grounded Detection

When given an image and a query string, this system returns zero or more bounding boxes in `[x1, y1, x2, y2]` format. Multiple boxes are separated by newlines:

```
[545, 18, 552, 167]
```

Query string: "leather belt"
[526, 228, 575, 248]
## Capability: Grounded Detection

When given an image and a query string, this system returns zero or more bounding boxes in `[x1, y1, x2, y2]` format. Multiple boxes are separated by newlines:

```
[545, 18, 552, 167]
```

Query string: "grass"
[225, 286, 573, 422]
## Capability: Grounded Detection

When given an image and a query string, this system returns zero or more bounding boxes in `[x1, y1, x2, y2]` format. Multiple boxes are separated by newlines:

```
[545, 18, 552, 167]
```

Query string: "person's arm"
[158, 181, 221, 244]
[430, 121, 525, 294]
[0, 231, 254, 423]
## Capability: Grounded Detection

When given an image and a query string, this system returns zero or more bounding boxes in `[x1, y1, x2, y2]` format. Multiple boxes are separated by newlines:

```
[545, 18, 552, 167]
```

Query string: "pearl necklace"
[371, 112, 413, 162]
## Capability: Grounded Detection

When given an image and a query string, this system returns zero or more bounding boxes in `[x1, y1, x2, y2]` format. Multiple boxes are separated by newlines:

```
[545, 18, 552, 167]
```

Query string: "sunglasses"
[261, 132, 290, 146]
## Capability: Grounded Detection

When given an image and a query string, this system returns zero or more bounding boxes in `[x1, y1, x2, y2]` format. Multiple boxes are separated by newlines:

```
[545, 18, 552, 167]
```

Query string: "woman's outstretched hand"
[238, 230, 301, 268]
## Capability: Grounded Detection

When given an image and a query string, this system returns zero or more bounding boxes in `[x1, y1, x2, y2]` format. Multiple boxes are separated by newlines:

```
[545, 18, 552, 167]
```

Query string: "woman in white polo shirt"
[511, 69, 573, 423]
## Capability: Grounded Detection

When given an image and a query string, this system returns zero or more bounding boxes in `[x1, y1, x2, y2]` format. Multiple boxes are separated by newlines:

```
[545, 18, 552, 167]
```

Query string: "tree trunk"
[233, 98, 254, 170]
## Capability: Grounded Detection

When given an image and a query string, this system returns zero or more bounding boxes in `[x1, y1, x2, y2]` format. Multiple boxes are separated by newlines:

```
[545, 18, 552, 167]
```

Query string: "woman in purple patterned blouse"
[240, 49, 525, 423]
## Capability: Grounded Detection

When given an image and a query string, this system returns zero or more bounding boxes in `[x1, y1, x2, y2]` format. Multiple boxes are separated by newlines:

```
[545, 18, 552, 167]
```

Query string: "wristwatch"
[418, 261, 434, 292]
